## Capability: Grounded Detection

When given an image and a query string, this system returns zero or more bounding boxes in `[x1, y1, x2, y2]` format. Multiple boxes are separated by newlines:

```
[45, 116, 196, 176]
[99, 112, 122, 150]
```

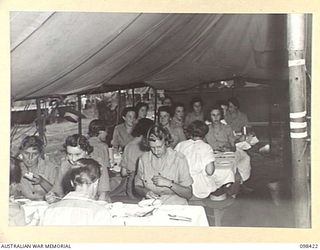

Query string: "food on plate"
[24, 172, 34, 181]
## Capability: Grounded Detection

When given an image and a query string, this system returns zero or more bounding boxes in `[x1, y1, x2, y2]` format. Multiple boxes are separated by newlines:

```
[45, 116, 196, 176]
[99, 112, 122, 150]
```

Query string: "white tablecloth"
[110, 203, 208, 226]
[213, 152, 236, 173]
[19, 201, 208, 226]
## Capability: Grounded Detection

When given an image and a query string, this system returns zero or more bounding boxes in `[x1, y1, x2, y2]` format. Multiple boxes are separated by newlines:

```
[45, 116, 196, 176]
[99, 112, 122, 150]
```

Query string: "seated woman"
[184, 97, 205, 128]
[111, 107, 136, 153]
[175, 120, 235, 200]
[216, 99, 229, 125]
[46, 134, 110, 202]
[224, 97, 250, 134]
[162, 95, 173, 107]
[135, 102, 149, 122]
[87, 119, 111, 170]
[111, 118, 154, 199]
[9, 157, 26, 226]
[41, 158, 112, 226]
[87, 119, 114, 196]
[170, 102, 185, 129]
[134, 125, 193, 205]
[158, 106, 186, 148]
[205, 105, 251, 195]
[15, 135, 58, 200]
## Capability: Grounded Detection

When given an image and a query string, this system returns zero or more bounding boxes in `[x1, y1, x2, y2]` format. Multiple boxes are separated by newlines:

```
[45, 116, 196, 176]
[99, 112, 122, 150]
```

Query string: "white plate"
[138, 199, 162, 207]
[14, 198, 31, 204]
[26, 201, 49, 207]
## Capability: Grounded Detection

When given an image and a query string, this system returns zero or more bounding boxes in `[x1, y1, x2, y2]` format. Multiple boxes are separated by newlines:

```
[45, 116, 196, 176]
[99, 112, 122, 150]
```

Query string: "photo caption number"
[300, 244, 318, 249]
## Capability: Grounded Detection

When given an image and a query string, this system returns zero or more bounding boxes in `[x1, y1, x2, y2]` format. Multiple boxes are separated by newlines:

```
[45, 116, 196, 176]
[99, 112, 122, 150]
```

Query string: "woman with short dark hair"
[170, 102, 185, 129]
[135, 102, 149, 121]
[175, 120, 235, 199]
[9, 157, 26, 226]
[15, 135, 58, 200]
[41, 158, 112, 226]
[111, 118, 154, 199]
[157, 106, 185, 148]
[205, 105, 235, 152]
[216, 99, 229, 125]
[134, 125, 193, 205]
[87, 119, 112, 200]
[225, 97, 250, 133]
[185, 97, 205, 127]
[111, 106, 137, 152]
[205, 106, 251, 196]
[88, 119, 106, 138]
[162, 95, 173, 107]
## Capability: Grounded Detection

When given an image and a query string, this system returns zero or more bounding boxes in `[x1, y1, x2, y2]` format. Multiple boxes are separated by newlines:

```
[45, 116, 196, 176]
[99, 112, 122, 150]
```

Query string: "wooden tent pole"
[77, 94, 82, 135]
[117, 89, 121, 124]
[154, 88, 158, 124]
[287, 14, 310, 228]
[268, 86, 273, 152]
[36, 98, 45, 141]
[132, 88, 135, 106]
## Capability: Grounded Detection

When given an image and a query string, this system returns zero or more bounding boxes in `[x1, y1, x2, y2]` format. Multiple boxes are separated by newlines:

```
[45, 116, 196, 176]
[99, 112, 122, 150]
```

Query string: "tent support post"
[36, 98, 45, 141]
[287, 14, 310, 228]
[268, 86, 273, 152]
[77, 94, 82, 135]
[154, 88, 157, 124]
[117, 90, 121, 124]
[132, 88, 135, 106]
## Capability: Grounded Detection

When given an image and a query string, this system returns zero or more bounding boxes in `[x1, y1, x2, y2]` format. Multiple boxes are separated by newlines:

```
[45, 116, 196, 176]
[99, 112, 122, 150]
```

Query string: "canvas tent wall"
[10, 12, 305, 101]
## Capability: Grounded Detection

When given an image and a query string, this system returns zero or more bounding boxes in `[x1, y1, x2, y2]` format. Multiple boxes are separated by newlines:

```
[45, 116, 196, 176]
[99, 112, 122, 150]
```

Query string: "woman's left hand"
[151, 175, 172, 188]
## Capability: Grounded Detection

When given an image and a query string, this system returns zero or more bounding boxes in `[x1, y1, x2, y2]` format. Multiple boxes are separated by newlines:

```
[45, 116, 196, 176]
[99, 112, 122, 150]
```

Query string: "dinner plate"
[14, 198, 32, 204]
[217, 160, 233, 164]
[138, 199, 162, 208]
[222, 151, 235, 155]
[27, 201, 49, 206]
[111, 165, 121, 173]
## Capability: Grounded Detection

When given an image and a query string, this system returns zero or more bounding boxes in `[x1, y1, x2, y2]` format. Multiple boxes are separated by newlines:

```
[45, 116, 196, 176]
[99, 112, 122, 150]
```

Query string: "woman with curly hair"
[134, 125, 193, 205]
[46, 134, 110, 203]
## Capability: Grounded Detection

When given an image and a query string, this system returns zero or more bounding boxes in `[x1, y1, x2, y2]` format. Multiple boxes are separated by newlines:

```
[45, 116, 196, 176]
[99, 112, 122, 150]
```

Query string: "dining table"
[213, 151, 236, 171]
[14, 199, 209, 227]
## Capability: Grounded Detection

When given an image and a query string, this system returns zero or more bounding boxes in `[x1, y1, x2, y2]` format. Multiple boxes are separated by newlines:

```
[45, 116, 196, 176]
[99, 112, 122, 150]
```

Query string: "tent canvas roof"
[11, 12, 296, 101]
